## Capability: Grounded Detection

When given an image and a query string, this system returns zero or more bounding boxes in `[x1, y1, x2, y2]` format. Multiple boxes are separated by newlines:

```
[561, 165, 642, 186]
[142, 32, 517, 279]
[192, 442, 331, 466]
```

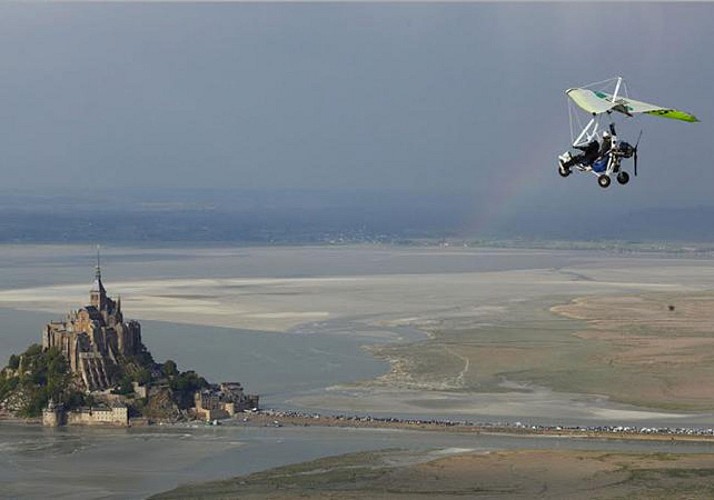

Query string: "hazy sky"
[1, 3, 712, 233]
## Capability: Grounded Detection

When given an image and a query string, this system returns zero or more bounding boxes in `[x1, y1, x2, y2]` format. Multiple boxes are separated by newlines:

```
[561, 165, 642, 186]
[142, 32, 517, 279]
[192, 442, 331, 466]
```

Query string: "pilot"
[599, 130, 613, 157]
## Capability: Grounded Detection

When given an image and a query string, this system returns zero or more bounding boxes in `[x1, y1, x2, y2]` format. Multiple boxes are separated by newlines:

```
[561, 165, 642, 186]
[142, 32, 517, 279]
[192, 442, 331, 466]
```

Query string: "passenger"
[561, 138, 600, 169]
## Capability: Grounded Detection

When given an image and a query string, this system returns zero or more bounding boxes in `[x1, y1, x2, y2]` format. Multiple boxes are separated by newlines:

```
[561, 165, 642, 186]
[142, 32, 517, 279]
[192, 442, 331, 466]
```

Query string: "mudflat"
[355, 292, 714, 413]
[153, 448, 714, 499]
[4, 246, 714, 417]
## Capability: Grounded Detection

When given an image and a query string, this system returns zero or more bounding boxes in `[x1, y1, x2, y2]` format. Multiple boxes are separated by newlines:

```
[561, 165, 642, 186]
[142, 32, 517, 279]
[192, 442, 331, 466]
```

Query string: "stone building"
[42, 263, 144, 392]
[194, 382, 260, 421]
[43, 399, 129, 427]
[66, 404, 129, 427]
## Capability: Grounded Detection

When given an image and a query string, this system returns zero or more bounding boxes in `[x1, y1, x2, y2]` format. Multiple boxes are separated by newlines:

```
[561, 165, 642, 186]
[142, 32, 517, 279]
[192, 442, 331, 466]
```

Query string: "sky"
[1, 3, 712, 236]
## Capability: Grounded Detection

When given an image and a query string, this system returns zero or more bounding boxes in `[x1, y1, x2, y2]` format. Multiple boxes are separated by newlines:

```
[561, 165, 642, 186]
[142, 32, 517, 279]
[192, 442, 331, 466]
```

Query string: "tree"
[112, 375, 134, 396]
[134, 367, 152, 386]
[1, 344, 83, 417]
[163, 360, 178, 378]
[170, 370, 209, 409]
[8, 354, 20, 370]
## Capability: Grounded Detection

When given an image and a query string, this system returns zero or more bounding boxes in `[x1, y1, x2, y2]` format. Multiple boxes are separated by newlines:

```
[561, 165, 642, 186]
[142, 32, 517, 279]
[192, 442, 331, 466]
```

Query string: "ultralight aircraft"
[558, 77, 698, 188]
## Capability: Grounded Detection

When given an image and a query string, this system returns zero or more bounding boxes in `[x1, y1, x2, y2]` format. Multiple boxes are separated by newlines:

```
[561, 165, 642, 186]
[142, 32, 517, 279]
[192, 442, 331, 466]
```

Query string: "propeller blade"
[633, 130, 642, 176]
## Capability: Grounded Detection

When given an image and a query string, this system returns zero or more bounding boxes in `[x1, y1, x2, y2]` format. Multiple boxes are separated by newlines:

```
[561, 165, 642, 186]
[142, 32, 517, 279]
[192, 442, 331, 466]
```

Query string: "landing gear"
[557, 155, 572, 178]
[616, 171, 630, 185]
[597, 175, 611, 188]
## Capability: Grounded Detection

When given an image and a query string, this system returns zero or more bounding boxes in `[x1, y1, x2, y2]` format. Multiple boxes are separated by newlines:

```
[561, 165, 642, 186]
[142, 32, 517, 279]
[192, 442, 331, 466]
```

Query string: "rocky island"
[0, 262, 258, 426]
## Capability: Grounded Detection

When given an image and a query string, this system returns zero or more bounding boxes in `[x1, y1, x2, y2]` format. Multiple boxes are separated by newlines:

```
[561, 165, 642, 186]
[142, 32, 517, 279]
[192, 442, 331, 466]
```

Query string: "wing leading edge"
[566, 88, 699, 123]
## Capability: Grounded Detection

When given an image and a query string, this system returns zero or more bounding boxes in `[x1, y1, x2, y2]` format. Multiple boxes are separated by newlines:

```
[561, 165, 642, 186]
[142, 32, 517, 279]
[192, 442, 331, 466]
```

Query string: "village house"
[194, 382, 259, 421]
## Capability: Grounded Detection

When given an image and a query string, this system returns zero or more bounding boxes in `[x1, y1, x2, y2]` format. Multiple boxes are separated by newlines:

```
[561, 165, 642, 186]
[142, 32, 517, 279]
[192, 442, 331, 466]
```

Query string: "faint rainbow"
[462, 131, 564, 237]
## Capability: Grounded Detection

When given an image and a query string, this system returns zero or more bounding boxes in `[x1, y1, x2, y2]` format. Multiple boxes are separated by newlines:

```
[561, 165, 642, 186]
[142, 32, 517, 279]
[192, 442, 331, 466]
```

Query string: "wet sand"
[154, 447, 714, 500]
[9, 420, 713, 500]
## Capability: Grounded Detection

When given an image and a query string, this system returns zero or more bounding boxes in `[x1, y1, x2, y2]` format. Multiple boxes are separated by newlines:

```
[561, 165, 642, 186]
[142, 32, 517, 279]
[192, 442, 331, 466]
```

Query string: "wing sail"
[643, 108, 699, 123]
[566, 87, 699, 123]
[618, 95, 699, 122]
[566, 88, 617, 115]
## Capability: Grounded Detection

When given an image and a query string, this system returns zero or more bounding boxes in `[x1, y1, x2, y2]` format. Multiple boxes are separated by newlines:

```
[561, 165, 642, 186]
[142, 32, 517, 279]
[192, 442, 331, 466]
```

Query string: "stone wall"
[42, 405, 128, 427]
[66, 406, 128, 427]
[42, 407, 66, 427]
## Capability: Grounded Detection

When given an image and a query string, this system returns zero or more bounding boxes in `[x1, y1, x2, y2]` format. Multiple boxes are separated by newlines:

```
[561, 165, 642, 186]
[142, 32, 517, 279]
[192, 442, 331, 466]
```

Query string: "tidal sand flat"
[11, 422, 712, 500]
[339, 291, 714, 419]
[3, 245, 714, 421]
[1, 245, 705, 334]
[4, 245, 714, 498]
[552, 293, 714, 407]
[153, 448, 714, 499]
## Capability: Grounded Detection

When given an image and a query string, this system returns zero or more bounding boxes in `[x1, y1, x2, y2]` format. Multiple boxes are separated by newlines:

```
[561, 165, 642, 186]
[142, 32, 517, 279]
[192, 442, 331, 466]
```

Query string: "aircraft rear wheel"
[597, 175, 611, 188]
[617, 171, 630, 185]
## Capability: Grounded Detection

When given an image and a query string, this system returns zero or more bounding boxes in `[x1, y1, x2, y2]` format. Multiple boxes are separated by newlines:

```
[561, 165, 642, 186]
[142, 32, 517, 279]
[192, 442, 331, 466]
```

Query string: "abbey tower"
[42, 262, 144, 391]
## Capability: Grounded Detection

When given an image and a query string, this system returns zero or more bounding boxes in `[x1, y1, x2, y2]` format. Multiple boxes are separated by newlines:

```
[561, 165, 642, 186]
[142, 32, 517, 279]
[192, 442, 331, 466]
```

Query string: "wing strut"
[572, 118, 598, 147]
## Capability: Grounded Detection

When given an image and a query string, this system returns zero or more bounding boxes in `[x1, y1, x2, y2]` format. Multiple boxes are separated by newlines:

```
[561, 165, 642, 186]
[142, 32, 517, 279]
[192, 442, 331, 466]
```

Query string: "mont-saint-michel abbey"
[43, 266, 142, 392]
[5, 261, 259, 428]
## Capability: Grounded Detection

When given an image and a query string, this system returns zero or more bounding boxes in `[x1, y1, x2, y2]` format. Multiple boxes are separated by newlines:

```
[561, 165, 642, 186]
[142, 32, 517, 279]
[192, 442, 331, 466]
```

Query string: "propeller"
[633, 130, 643, 176]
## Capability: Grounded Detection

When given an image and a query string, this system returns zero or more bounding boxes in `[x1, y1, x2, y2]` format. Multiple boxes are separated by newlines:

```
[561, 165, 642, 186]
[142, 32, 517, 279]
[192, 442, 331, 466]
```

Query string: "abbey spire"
[90, 245, 107, 310]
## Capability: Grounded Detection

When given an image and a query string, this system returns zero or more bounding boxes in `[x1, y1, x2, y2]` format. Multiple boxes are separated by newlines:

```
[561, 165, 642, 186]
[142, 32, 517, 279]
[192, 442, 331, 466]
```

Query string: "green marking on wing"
[645, 109, 700, 123]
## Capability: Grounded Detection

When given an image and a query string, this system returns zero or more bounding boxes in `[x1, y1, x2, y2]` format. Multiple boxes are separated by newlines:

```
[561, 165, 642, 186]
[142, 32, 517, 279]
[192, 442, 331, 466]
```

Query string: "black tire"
[617, 171, 630, 185]
[597, 175, 611, 188]
[558, 165, 571, 178]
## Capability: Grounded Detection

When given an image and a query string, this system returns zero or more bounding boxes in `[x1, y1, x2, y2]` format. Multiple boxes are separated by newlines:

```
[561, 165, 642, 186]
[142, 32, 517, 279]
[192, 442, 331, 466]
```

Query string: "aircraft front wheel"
[558, 165, 571, 178]
[617, 171, 630, 185]
[598, 175, 611, 188]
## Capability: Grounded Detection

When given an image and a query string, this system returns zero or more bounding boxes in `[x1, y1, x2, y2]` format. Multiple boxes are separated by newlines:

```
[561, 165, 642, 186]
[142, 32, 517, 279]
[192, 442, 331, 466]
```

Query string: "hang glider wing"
[566, 88, 617, 115]
[566, 88, 699, 123]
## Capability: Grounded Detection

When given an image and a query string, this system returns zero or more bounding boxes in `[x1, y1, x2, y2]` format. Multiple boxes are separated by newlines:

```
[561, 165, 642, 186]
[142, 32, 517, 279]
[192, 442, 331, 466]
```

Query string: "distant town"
[4, 188, 714, 245]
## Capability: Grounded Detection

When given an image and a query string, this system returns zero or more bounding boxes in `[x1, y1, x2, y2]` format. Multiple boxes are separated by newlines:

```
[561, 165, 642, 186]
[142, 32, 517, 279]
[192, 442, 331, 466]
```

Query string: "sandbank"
[0, 266, 696, 333]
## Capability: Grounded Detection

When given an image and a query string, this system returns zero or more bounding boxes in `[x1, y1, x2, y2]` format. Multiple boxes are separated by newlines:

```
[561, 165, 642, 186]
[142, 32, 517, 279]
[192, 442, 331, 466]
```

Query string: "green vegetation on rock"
[1, 346, 210, 420]
[0, 344, 86, 417]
